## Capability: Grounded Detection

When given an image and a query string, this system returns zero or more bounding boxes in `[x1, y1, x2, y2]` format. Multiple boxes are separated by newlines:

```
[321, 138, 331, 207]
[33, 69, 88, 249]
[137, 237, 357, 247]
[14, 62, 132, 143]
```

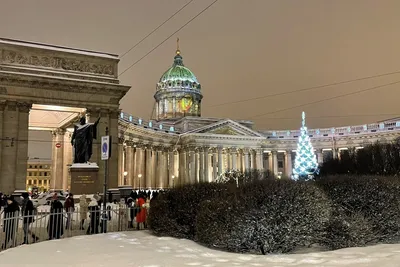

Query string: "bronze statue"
[71, 116, 100, 164]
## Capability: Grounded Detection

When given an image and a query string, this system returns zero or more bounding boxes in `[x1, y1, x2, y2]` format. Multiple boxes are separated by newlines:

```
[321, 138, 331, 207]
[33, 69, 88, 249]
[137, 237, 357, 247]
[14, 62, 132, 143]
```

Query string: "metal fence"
[0, 204, 147, 252]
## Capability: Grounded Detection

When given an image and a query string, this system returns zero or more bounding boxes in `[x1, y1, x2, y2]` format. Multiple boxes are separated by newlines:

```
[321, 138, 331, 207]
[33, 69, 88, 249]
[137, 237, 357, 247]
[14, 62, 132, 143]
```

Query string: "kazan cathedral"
[116, 45, 400, 189]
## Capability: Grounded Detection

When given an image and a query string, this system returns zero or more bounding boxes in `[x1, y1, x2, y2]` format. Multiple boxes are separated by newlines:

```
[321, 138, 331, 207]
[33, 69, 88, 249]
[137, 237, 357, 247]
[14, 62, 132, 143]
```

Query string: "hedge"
[149, 176, 400, 254]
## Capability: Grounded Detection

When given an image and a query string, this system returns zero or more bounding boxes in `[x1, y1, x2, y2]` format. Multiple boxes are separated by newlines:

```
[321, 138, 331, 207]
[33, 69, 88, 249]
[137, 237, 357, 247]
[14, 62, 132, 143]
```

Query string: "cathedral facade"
[117, 47, 400, 189]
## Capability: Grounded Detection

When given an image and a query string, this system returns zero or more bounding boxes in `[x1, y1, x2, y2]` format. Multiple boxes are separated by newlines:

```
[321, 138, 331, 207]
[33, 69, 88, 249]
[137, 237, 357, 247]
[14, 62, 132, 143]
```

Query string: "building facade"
[116, 47, 400, 189]
[3, 38, 399, 193]
[26, 159, 52, 192]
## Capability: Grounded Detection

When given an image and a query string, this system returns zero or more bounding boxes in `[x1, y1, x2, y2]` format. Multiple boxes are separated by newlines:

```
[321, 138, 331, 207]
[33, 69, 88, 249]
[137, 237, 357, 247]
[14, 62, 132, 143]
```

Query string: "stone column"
[231, 148, 237, 170]
[199, 148, 204, 182]
[162, 149, 168, 188]
[250, 150, 256, 169]
[15, 102, 31, 191]
[151, 147, 158, 188]
[268, 152, 273, 174]
[244, 149, 250, 172]
[185, 149, 190, 184]
[125, 141, 134, 186]
[168, 149, 175, 187]
[134, 145, 144, 189]
[194, 148, 199, 182]
[117, 138, 124, 186]
[108, 110, 120, 189]
[145, 146, 152, 188]
[88, 108, 119, 189]
[156, 149, 163, 188]
[217, 147, 223, 177]
[204, 147, 209, 182]
[226, 149, 232, 170]
[285, 150, 292, 178]
[317, 149, 323, 165]
[51, 128, 65, 189]
[272, 150, 278, 176]
[0, 101, 18, 193]
[178, 149, 184, 186]
[62, 131, 73, 190]
[332, 148, 338, 159]
[189, 148, 195, 184]
[212, 148, 217, 181]
[0, 103, 4, 186]
[258, 149, 264, 171]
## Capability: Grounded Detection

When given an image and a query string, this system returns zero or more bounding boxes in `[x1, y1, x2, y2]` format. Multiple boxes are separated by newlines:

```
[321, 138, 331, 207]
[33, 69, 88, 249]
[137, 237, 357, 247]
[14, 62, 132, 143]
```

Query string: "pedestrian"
[21, 192, 39, 244]
[79, 194, 88, 230]
[2, 196, 19, 249]
[47, 194, 64, 240]
[64, 193, 75, 230]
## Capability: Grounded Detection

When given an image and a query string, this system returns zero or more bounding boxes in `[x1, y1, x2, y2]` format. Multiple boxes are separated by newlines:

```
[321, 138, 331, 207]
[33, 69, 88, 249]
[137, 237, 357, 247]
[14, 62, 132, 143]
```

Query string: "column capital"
[17, 102, 32, 113]
[125, 140, 134, 147]
[118, 137, 125, 144]
[109, 109, 121, 119]
[5, 101, 17, 112]
[52, 128, 66, 136]
[86, 107, 100, 116]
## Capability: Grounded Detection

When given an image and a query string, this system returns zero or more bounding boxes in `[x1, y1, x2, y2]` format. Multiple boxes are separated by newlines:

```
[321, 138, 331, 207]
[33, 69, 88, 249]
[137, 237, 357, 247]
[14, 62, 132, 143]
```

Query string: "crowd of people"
[0, 189, 162, 250]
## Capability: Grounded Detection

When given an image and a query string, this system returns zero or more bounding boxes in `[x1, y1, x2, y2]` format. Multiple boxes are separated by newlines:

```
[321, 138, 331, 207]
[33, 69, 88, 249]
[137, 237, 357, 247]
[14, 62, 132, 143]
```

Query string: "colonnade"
[118, 144, 291, 188]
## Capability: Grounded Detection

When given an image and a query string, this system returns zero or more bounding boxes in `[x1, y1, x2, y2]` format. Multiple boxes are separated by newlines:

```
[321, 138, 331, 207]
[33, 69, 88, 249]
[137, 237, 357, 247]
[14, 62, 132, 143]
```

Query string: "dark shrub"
[323, 210, 375, 250]
[195, 180, 331, 254]
[150, 175, 400, 254]
[148, 182, 229, 238]
[317, 176, 400, 248]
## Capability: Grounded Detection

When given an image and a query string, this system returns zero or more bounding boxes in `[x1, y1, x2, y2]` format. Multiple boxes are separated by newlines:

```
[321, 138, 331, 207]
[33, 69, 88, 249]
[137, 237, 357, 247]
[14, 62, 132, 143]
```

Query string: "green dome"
[159, 53, 199, 84]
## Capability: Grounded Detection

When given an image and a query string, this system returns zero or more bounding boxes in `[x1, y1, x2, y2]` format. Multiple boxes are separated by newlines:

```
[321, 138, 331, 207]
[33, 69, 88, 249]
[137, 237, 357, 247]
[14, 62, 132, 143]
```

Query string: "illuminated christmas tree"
[292, 112, 318, 180]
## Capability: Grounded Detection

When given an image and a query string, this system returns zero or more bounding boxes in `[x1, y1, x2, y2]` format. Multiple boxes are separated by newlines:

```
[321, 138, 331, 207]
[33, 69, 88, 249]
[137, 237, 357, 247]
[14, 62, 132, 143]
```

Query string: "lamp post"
[138, 174, 142, 190]
[172, 175, 175, 188]
[123, 171, 128, 185]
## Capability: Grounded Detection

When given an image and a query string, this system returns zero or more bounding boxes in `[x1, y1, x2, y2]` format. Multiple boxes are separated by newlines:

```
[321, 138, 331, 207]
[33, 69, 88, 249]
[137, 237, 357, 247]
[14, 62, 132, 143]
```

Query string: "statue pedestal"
[70, 163, 101, 195]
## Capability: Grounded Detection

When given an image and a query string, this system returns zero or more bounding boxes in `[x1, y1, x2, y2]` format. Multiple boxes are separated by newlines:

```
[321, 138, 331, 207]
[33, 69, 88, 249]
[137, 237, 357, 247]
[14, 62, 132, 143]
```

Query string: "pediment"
[191, 119, 264, 137]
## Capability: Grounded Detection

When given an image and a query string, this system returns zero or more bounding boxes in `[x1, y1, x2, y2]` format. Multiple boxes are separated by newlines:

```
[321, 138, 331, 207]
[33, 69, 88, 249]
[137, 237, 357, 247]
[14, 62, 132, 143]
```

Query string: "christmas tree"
[292, 111, 318, 180]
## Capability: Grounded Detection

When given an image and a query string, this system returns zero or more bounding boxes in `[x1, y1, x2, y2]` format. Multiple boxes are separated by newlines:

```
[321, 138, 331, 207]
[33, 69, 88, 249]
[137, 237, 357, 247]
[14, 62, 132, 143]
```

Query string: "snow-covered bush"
[196, 180, 331, 254]
[149, 175, 400, 254]
[148, 182, 229, 239]
[317, 176, 400, 249]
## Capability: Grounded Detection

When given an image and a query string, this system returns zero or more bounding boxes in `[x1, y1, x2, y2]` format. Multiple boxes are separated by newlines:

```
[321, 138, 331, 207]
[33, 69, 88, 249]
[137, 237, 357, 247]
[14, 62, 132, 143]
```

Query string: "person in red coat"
[136, 194, 147, 230]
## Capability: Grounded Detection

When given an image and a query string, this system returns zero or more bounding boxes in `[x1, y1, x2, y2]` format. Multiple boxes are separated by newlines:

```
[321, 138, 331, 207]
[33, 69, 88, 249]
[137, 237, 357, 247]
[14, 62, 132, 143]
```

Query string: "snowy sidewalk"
[0, 231, 400, 266]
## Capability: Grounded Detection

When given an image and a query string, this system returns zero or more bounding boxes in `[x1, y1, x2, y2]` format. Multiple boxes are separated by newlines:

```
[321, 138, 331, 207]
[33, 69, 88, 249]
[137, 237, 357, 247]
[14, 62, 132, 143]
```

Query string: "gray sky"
[1, 0, 400, 131]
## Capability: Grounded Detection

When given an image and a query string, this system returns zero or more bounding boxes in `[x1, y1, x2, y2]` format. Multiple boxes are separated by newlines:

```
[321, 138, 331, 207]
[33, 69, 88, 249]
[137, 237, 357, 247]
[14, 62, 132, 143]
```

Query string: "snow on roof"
[0, 38, 119, 60]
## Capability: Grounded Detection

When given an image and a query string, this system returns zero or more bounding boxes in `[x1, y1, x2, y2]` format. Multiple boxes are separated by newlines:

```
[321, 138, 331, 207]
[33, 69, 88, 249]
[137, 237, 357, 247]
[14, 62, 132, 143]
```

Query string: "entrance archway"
[0, 38, 130, 194]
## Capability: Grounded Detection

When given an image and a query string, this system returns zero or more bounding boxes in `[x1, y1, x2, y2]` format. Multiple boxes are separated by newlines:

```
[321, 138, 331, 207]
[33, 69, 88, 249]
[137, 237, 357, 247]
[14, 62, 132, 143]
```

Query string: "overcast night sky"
[1, 0, 400, 132]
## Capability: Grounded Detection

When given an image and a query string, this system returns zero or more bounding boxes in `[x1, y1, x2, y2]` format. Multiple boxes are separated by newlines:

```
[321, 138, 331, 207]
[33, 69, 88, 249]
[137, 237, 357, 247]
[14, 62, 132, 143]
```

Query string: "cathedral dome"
[159, 54, 199, 84]
[157, 51, 201, 90]
[154, 38, 203, 121]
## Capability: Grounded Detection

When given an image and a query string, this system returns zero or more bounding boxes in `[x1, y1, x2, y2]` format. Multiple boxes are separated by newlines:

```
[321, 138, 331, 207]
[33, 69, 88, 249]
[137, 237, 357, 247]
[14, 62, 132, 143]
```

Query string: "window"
[44, 172, 48, 176]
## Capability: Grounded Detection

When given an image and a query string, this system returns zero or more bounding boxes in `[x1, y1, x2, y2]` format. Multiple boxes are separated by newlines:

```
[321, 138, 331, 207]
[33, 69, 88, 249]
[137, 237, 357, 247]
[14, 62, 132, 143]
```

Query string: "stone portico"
[0, 38, 130, 194]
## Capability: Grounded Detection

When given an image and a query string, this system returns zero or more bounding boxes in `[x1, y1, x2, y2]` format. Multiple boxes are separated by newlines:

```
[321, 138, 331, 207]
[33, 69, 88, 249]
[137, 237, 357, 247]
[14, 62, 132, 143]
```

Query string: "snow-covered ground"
[0, 231, 400, 267]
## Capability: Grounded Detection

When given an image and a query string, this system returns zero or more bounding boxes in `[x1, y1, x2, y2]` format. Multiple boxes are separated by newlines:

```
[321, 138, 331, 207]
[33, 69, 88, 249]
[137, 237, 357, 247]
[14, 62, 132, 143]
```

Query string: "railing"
[119, 112, 400, 139]
[0, 204, 147, 252]
[119, 112, 180, 134]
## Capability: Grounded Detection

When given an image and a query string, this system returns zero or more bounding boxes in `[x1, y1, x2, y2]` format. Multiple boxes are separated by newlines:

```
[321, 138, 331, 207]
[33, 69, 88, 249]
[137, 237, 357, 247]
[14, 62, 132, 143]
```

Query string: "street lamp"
[172, 175, 175, 188]
[138, 174, 142, 190]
